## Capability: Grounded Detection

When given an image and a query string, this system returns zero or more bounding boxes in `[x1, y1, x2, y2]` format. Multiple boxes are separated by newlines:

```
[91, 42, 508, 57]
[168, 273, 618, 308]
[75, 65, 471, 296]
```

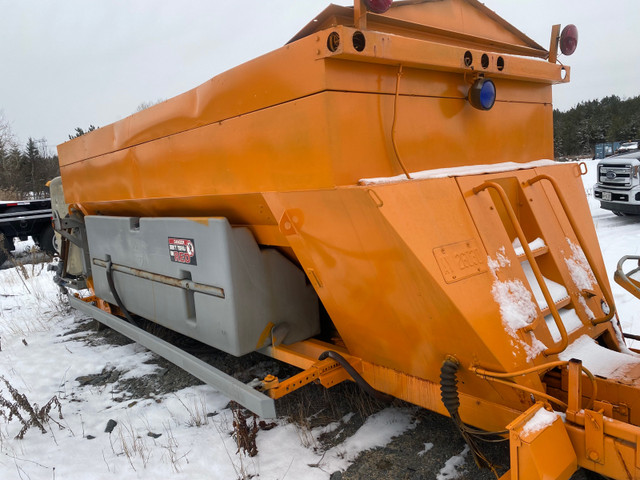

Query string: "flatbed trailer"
[0, 199, 54, 265]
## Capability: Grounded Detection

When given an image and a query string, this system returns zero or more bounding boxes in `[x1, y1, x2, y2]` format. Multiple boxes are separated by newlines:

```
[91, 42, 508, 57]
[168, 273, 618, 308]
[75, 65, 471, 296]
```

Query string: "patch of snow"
[418, 442, 434, 456]
[559, 335, 640, 382]
[610, 318, 638, 356]
[522, 333, 548, 361]
[326, 408, 417, 465]
[13, 237, 36, 255]
[488, 250, 545, 360]
[545, 309, 584, 343]
[520, 260, 569, 311]
[359, 160, 556, 186]
[0, 264, 418, 480]
[491, 278, 537, 332]
[313, 412, 355, 437]
[513, 237, 546, 257]
[487, 247, 511, 274]
[521, 408, 557, 437]
[564, 239, 596, 291]
[436, 445, 470, 480]
[577, 296, 595, 321]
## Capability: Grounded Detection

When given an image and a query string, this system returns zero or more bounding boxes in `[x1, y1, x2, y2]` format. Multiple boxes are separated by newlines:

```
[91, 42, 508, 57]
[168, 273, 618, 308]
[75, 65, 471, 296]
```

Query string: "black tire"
[37, 224, 57, 256]
[613, 211, 625, 217]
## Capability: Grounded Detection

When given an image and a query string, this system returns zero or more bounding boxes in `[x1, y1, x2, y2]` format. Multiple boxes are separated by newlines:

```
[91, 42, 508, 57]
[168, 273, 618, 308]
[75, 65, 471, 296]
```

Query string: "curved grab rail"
[614, 255, 640, 300]
[473, 181, 569, 356]
[526, 174, 616, 325]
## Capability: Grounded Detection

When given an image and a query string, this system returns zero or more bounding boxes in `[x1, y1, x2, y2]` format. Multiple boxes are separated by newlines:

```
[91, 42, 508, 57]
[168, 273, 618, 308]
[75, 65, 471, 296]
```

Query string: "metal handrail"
[614, 255, 640, 301]
[473, 181, 569, 356]
[526, 174, 616, 325]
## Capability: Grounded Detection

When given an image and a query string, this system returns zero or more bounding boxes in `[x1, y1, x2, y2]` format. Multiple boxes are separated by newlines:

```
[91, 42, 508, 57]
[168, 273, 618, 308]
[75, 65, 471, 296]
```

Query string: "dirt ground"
[61, 314, 599, 480]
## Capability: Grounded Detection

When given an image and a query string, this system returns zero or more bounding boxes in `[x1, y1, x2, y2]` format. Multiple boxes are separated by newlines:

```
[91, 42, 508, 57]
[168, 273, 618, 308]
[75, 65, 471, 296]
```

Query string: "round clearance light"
[560, 24, 578, 56]
[364, 0, 393, 14]
[468, 78, 496, 111]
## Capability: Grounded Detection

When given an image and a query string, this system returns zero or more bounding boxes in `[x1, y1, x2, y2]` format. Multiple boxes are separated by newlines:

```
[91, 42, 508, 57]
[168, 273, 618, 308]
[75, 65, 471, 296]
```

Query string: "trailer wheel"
[38, 224, 58, 256]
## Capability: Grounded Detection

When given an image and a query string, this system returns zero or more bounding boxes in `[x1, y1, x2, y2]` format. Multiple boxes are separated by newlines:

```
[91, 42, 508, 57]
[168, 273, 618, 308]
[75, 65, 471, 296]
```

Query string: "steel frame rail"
[68, 294, 277, 418]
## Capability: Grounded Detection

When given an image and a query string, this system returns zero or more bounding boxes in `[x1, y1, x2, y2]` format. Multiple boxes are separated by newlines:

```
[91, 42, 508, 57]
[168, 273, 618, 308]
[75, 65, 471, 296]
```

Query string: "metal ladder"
[473, 174, 615, 355]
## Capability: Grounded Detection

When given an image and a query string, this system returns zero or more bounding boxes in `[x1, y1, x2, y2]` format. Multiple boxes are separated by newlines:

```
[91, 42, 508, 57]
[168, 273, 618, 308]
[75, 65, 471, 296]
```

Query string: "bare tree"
[136, 98, 165, 112]
[0, 110, 17, 151]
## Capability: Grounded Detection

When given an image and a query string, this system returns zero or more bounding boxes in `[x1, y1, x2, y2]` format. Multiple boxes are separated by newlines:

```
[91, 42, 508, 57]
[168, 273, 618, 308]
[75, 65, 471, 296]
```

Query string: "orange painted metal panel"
[55, 2, 640, 478]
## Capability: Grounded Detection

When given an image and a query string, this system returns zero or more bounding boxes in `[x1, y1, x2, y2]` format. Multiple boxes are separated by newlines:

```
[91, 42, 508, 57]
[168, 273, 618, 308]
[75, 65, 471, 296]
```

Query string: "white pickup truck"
[593, 149, 640, 216]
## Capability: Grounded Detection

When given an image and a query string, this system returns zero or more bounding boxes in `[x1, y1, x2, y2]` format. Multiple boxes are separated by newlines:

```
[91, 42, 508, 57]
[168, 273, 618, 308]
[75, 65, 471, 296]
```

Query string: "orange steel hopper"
[54, 1, 640, 479]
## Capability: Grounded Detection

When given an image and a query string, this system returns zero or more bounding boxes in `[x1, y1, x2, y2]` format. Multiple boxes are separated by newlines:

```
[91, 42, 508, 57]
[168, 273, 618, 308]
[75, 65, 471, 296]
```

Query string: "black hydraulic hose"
[439, 358, 505, 474]
[105, 260, 139, 326]
[440, 358, 461, 418]
[319, 350, 393, 403]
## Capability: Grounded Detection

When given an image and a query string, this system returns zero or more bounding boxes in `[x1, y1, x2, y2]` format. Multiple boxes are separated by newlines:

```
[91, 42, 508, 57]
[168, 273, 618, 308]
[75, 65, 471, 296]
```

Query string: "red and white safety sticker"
[168, 237, 197, 265]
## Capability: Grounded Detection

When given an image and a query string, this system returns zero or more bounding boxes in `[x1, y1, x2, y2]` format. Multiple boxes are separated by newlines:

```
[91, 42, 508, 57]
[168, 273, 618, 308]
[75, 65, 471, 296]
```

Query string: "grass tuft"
[0, 375, 64, 439]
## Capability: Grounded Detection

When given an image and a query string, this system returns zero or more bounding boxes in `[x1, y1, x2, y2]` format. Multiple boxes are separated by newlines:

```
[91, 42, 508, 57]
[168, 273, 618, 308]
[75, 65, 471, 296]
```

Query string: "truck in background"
[593, 149, 640, 215]
[0, 199, 55, 265]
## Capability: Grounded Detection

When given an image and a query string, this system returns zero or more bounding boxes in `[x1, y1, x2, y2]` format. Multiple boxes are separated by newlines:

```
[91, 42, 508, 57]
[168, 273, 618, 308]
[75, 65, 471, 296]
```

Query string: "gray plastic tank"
[86, 216, 319, 356]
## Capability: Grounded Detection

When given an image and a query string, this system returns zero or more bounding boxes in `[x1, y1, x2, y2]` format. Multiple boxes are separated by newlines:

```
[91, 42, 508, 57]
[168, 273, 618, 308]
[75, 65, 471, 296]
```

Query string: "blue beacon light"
[468, 78, 496, 111]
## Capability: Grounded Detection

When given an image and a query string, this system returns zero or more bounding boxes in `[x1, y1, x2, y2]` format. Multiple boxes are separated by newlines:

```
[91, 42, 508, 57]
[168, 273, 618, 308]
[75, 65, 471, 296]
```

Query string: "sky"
[1, 0, 639, 150]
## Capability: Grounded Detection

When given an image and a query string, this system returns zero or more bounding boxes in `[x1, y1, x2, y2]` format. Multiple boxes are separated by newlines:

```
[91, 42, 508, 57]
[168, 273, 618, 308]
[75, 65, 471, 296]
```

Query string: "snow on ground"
[580, 159, 640, 345]
[0, 160, 639, 479]
[0, 246, 417, 479]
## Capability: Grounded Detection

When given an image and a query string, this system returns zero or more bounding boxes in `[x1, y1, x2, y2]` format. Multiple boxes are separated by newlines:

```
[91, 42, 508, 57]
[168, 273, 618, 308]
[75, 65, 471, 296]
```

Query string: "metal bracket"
[261, 357, 345, 399]
[53, 210, 92, 281]
[585, 409, 605, 464]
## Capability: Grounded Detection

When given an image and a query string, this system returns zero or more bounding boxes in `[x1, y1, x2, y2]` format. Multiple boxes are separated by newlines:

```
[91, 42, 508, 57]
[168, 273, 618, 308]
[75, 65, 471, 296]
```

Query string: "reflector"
[560, 24, 578, 56]
[364, 0, 393, 14]
[468, 78, 496, 111]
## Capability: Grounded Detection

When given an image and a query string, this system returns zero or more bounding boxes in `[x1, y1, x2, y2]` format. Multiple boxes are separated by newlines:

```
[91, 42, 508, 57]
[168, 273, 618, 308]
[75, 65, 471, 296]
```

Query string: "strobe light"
[468, 78, 496, 111]
[559, 24, 578, 56]
[364, 0, 393, 14]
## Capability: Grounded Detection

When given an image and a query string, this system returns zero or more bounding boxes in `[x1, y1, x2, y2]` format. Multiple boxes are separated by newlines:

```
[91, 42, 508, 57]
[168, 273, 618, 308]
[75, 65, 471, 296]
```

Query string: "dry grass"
[174, 392, 209, 428]
[110, 419, 151, 471]
[231, 403, 259, 457]
[0, 188, 22, 201]
[160, 422, 188, 473]
[0, 375, 64, 440]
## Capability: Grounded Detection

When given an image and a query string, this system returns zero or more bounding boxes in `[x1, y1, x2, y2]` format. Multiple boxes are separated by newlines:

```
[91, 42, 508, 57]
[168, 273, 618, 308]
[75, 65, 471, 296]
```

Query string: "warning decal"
[168, 237, 197, 265]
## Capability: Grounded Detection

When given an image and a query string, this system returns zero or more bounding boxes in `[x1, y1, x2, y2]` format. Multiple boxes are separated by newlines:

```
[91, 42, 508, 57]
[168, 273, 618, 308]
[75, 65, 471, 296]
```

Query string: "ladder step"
[540, 297, 572, 317]
[516, 245, 549, 261]
[545, 307, 584, 343]
[514, 237, 549, 260]
[521, 261, 570, 312]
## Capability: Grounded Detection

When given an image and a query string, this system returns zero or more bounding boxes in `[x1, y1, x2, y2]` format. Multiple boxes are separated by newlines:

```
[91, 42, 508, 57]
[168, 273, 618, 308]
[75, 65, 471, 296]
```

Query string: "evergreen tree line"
[1, 94, 638, 198]
[554, 95, 640, 158]
[0, 114, 60, 200]
[0, 137, 60, 200]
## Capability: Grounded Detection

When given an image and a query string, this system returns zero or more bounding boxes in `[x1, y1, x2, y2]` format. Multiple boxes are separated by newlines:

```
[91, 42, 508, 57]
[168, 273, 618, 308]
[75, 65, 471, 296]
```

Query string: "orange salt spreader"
[50, 1, 640, 478]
